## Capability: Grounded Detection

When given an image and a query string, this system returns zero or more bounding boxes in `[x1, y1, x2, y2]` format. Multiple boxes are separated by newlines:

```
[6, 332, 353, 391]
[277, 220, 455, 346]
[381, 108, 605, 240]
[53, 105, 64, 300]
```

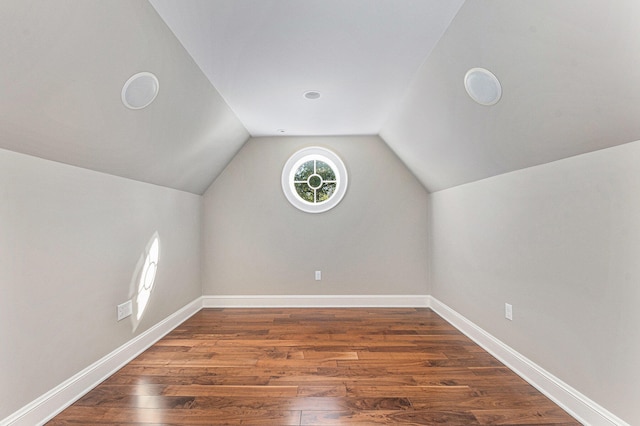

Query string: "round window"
[282, 147, 348, 213]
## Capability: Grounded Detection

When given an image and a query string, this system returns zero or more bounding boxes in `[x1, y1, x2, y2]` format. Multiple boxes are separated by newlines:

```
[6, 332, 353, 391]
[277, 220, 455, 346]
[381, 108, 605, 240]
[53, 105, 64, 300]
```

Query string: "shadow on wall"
[128, 232, 160, 332]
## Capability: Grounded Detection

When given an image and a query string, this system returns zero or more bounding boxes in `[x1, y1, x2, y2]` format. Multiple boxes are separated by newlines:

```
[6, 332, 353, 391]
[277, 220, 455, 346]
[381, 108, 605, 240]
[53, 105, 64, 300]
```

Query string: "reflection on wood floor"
[49, 308, 579, 425]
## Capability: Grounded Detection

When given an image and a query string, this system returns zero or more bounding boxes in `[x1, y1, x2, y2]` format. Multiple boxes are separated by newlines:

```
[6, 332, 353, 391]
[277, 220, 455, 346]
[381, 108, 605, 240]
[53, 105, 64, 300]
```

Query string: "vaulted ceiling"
[2, 0, 640, 194]
[148, 0, 465, 137]
[0, 0, 249, 194]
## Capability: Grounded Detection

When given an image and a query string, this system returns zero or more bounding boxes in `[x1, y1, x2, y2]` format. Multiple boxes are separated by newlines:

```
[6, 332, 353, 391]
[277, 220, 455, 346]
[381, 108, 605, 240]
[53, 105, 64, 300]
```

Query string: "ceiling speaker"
[121, 72, 159, 110]
[464, 68, 502, 106]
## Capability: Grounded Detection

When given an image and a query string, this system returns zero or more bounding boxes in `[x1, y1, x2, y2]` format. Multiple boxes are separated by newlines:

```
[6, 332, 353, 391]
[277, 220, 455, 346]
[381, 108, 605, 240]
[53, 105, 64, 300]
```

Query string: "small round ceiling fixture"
[122, 72, 159, 110]
[464, 68, 502, 106]
[303, 90, 321, 100]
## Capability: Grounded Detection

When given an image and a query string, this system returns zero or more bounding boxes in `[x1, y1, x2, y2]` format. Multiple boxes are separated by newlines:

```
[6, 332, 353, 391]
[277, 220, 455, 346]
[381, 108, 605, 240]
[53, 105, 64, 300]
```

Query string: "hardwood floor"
[49, 308, 579, 425]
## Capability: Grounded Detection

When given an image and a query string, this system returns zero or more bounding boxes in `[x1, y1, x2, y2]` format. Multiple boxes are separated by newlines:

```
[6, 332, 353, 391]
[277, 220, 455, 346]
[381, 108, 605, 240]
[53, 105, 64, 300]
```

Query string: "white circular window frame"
[281, 146, 348, 214]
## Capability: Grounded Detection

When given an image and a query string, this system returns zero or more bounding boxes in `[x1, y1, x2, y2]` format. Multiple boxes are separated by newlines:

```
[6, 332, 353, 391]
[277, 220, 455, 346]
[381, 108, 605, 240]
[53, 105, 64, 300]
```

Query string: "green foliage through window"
[293, 160, 337, 204]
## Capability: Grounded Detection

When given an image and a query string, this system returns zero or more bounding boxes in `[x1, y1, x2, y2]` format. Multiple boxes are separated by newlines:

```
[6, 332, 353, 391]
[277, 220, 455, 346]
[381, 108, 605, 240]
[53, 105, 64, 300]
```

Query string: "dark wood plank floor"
[49, 308, 579, 425]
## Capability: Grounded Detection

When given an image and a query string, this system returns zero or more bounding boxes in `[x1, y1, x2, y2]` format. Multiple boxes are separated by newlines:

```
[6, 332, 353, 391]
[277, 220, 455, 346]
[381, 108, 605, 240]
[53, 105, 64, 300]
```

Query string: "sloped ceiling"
[382, 0, 640, 192]
[0, 0, 249, 195]
[2, 1, 640, 194]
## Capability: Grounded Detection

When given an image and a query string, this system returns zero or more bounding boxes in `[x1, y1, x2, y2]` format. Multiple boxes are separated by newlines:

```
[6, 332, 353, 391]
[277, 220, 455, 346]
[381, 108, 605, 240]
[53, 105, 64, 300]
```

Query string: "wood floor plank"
[47, 406, 302, 425]
[49, 308, 579, 425]
[472, 408, 580, 425]
[300, 409, 480, 425]
[162, 384, 299, 397]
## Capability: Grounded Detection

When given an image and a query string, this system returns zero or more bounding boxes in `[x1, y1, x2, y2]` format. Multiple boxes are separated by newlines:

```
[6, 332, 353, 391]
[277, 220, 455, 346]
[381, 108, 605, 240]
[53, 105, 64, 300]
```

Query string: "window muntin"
[293, 159, 338, 203]
[282, 147, 348, 213]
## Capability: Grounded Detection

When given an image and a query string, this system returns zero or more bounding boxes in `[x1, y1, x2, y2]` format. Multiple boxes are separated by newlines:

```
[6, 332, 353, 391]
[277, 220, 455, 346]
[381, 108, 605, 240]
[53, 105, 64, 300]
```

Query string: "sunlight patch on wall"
[129, 232, 160, 331]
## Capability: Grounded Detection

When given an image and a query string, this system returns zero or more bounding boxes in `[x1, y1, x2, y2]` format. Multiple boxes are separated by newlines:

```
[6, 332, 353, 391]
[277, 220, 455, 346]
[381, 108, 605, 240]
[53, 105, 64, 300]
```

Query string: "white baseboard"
[202, 294, 430, 308]
[3, 295, 627, 426]
[428, 296, 629, 426]
[1, 297, 203, 426]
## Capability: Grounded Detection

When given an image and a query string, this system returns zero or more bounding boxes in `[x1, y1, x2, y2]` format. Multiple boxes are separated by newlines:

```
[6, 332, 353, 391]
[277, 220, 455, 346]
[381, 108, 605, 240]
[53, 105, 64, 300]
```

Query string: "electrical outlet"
[505, 303, 513, 321]
[315, 270, 322, 281]
[117, 300, 132, 321]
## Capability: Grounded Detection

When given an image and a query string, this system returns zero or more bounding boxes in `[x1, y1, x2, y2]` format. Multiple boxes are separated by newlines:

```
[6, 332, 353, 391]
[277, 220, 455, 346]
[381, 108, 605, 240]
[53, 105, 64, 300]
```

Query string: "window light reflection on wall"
[135, 234, 159, 321]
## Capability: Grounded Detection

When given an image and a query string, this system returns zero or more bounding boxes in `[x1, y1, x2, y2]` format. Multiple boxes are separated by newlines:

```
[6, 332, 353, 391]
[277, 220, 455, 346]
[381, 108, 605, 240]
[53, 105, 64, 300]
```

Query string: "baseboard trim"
[428, 296, 629, 426]
[2, 297, 203, 426]
[3, 295, 627, 426]
[202, 294, 430, 308]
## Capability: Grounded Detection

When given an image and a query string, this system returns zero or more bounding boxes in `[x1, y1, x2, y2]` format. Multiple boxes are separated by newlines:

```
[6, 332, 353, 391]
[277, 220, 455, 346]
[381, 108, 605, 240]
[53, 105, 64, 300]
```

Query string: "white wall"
[430, 141, 640, 425]
[0, 148, 202, 419]
[202, 136, 429, 297]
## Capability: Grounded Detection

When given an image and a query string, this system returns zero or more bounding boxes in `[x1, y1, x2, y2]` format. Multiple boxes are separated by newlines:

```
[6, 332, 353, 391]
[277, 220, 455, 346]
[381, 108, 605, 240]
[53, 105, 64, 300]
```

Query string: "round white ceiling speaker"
[464, 68, 502, 106]
[122, 72, 159, 110]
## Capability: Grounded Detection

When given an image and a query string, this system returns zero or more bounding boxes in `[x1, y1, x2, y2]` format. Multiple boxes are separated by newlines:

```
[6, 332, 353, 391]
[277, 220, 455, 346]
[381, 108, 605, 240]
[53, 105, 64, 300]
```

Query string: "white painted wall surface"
[0, 149, 202, 419]
[202, 136, 429, 297]
[430, 141, 640, 425]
